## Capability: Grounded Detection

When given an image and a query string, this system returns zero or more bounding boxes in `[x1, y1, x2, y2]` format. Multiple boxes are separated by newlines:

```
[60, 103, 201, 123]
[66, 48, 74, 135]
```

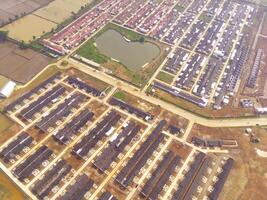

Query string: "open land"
[0, 0, 93, 43]
[0, 41, 54, 83]
[189, 125, 267, 200]
[0, 0, 54, 27]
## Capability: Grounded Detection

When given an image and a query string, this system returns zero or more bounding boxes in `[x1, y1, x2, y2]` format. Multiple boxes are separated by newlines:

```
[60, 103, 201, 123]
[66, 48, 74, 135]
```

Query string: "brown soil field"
[189, 125, 267, 200]
[160, 110, 189, 130]
[0, 171, 25, 200]
[34, 0, 93, 24]
[0, 41, 54, 84]
[0, 0, 54, 26]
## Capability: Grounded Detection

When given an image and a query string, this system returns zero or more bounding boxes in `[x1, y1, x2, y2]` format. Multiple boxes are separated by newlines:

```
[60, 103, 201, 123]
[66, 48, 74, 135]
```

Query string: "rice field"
[0, 0, 93, 42]
[34, 0, 92, 24]
[1, 14, 57, 42]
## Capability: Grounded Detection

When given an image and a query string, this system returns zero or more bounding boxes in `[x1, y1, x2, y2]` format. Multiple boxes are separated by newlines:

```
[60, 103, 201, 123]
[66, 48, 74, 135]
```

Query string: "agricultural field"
[0, 15, 57, 42]
[0, 0, 54, 27]
[34, 0, 93, 24]
[0, 41, 54, 83]
[0, 0, 93, 43]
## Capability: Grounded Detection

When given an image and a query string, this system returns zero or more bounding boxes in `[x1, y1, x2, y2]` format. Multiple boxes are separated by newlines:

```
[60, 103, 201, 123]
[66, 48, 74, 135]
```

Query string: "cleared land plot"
[0, 0, 54, 26]
[0, 171, 25, 200]
[156, 71, 174, 84]
[0, 41, 54, 83]
[189, 125, 267, 200]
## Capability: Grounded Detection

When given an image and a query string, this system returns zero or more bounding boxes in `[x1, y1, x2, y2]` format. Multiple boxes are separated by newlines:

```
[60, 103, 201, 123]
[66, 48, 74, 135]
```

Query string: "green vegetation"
[60, 60, 69, 67]
[174, 4, 185, 12]
[199, 13, 213, 23]
[76, 40, 108, 63]
[156, 71, 174, 84]
[19, 40, 30, 49]
[0, 31, 8, 42]
[29, 40, 44, 52]
[113, 91, 126, 101]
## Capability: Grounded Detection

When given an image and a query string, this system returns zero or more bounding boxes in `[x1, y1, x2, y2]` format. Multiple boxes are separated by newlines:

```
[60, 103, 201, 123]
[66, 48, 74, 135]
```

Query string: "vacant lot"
[0, 171, 25, 200]
[0, 41, 53, 83]
[0, 0, 53, 26]
[189, 125, 267, 200]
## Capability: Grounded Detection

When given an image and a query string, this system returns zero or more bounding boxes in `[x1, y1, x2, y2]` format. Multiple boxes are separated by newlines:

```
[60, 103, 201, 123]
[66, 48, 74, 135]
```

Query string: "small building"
[240, 99, 253, 108]
[0, 76, 16, 98]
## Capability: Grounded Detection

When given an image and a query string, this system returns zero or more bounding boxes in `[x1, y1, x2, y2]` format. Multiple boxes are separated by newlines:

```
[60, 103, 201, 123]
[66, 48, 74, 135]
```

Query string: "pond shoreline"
[95, 29, 160, 71]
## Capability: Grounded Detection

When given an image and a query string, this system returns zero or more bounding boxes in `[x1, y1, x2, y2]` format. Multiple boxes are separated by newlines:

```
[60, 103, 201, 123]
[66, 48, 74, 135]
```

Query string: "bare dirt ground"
[0, 0, 54, 26]
[0, 41, 54, 84]
[111, 90, 162, 117]
[189, 125, 267, 200]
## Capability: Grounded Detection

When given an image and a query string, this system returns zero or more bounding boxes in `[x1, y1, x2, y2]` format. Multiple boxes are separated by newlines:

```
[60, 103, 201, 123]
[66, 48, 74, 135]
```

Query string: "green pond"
[95, 29, 160, 71]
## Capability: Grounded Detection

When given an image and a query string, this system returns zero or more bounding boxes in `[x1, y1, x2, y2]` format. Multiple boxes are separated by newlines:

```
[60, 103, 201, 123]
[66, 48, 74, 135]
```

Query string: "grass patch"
[113, 91, 126, 101]
[199, 13, 213, 23]
[156, 71, 174, 84]
[174, 4, 185, 12]
[76, 40, 108, 64]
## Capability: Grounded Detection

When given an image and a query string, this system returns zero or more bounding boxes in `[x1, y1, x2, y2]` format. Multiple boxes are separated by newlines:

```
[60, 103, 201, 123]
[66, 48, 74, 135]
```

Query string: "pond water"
[95, 29, 160, 71]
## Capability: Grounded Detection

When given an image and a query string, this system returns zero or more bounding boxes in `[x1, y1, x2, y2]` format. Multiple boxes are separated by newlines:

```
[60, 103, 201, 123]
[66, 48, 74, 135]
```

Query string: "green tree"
[0, 31, 8, 42]
[19, 40, 29, 49]
[139, 36, 145, 43]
